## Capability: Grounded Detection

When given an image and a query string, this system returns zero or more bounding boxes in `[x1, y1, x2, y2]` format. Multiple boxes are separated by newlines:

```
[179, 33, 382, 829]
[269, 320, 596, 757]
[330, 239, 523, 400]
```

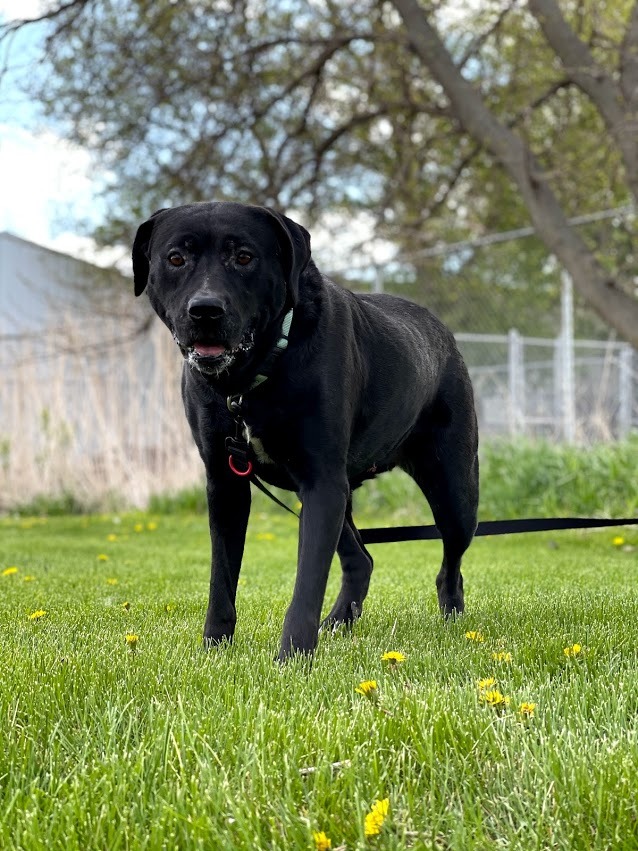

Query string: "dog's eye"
[168, 253, 185, 267]
[236, 252, 253, 266]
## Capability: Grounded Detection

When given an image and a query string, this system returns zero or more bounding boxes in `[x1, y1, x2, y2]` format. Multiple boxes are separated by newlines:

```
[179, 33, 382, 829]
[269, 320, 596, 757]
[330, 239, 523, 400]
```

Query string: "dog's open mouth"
[175, 329, 255, 376]
[192, 343, 227, 358]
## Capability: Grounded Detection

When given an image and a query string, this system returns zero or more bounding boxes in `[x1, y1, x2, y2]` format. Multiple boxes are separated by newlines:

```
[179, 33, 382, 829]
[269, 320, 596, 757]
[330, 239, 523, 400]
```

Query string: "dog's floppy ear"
[132, 209, 167, 297]
[261, 208, 311, 307]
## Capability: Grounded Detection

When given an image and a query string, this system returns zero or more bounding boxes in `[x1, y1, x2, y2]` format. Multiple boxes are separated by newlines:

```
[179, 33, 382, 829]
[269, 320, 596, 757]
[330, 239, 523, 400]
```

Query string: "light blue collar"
[249, 307, 293, 389]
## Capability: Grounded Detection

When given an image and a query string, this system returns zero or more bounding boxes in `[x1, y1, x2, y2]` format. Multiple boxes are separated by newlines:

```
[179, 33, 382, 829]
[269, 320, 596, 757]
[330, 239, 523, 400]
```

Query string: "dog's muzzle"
[173, 327, 255, 376]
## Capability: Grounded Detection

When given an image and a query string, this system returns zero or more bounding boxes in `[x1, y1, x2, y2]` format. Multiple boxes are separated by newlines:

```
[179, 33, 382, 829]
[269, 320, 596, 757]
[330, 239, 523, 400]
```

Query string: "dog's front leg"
[203, 467, 251, 646]
[278, 478, 348, 661]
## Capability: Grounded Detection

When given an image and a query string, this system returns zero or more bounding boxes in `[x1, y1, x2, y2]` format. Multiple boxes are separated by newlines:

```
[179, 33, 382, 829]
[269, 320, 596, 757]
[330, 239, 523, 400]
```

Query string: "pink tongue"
[194, 343, 226, 357]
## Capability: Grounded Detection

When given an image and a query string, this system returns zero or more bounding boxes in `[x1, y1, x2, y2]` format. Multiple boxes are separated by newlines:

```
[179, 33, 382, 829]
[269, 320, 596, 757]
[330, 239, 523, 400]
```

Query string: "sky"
[0, 0, 122, 265]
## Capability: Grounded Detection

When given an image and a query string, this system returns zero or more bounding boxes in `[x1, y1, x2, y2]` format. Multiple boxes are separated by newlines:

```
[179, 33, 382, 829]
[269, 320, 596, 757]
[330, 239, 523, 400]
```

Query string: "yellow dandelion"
[147, 521, 158, 531]
[564, 643, 582, 657]
[613, 536, 625, 547]
[355, 679, 378, 699]
[23, 575, 35, 582]
[313, 831, 332, 850]
[519, 702, 537, 719]
[465, 630, 484, 643]
[125, 633, 139, 650]
[381, 650, 406, 666]
[477, 677, 497, 690]
[122, 601, 131, 611]
[134, 523, 144, 533]
[2, 566, 18, 576]
[106, 578, 118, 586]
[479, 689, 511, 709]
[28, 609, 47, 621]
[165, 603, 175, 613]
[256, 532, 275, 541]
[97, 553, 109, 562]
[364, 798, 389, 837]
[492, 651, 512, 663]
[107, 533, 118, 542]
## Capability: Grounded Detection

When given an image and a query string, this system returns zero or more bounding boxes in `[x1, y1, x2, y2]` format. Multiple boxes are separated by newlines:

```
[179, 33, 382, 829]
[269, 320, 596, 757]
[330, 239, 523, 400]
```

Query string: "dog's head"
[132, 202, 310, 381]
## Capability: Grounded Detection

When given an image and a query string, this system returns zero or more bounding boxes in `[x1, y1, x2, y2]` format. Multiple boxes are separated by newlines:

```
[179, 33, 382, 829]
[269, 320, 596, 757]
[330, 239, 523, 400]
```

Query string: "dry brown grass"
[1, 318, 201, 511]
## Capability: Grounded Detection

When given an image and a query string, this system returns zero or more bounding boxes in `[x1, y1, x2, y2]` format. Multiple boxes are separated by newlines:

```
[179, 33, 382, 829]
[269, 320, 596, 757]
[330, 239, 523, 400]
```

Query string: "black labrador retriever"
[133, 202, 479, 661]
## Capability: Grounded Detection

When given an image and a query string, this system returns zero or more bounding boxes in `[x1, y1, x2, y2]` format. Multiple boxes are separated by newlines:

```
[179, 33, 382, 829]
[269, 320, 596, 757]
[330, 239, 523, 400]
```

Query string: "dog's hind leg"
[320, 500, 373, 631]
[401, 388, 479, 617]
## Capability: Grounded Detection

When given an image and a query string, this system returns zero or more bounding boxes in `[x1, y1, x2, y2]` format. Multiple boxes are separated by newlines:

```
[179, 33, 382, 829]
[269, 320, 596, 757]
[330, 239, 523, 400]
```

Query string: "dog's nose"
[187, 296, 226, 320]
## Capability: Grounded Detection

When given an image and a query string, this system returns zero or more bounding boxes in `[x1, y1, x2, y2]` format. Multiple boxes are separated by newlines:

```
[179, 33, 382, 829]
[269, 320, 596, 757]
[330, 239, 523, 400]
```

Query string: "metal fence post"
[618, 343, 633, 438]
[508, 329, 524, 435]
[560, 271, 576, 443]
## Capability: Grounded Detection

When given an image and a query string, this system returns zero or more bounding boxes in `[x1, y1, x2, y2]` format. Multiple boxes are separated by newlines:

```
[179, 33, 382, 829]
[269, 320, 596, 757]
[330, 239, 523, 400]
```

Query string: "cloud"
[0, 0, 124, 265]
[0, 0, 47, 20]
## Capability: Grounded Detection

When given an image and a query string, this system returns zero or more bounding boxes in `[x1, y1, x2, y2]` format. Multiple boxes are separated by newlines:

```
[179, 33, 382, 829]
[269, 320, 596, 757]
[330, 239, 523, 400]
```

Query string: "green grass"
[1, 507, 638, 850]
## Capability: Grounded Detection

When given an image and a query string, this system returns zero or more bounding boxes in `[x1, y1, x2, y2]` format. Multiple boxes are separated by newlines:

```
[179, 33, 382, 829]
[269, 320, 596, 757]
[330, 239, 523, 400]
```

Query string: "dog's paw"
[202, 626, 235, 648]
[203, 610, 236, 646]
[319, 600, 362, 634]
[277, 618, 319, 662]
[437, 591, 464, 618]
[436, 571, 464, 618]
[276, 640, 317, 665]
[275, 646, 315, 667]
[440, 603, 464, 620]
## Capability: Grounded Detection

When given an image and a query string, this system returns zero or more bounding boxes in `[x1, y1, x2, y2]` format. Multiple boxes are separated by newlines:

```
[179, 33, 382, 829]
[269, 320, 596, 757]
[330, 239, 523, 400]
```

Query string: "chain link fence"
[455, 332, 636, 442]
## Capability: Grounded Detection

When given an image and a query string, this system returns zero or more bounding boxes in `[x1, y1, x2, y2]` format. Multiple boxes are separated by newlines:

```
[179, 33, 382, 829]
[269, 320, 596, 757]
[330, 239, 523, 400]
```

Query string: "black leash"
[249, 473, 301, 515]
[358, 516, 638, 545]
[225, 398, 637, 542]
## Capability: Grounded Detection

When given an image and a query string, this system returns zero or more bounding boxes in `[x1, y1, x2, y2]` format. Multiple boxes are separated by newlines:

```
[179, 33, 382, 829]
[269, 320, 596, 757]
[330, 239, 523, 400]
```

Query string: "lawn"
[1, 505, 637, 850]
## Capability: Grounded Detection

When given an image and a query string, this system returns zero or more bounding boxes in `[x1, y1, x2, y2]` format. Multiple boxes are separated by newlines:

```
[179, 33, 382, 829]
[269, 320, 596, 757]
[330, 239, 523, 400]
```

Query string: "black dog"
[133, 202, 479, 661]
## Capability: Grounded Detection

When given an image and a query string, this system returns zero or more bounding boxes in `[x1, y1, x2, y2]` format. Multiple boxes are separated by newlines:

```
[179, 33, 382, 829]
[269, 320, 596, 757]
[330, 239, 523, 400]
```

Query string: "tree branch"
[294, 108, 389, 206]
[620, 1, 638, 109]
[249, 35, 362, 123]
[239, 31, 395, 59]
[527, 0, 638, 198]
[457, 1, 518, 72]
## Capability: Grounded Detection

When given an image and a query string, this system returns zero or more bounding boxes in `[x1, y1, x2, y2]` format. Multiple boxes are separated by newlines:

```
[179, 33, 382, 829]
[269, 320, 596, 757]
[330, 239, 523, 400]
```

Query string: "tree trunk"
[391, 0, 638, 347]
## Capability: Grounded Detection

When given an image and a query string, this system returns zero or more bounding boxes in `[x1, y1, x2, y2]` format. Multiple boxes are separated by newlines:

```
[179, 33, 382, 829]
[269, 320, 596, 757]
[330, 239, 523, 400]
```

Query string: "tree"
[392, 0, 638, 343]
[3, 0, 638, 343]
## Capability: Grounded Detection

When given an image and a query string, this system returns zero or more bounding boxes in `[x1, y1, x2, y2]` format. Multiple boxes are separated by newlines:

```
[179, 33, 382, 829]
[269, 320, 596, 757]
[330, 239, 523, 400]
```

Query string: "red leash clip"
[225, 434, 253, 477]
[228, 455, 253, 477]
[225, 395, 253, 477]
